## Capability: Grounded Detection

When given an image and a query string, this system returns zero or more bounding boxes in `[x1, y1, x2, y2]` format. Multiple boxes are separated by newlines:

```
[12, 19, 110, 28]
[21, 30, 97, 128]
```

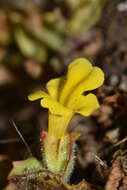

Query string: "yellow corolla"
[28, 58, 104, 138]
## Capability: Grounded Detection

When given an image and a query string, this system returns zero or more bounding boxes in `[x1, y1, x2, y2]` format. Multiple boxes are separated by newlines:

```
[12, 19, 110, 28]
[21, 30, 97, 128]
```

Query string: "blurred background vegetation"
[0, 0, 127, 189]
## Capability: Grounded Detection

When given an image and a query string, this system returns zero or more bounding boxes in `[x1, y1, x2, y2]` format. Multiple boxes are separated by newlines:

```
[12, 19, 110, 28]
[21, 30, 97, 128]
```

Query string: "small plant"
[5, 58, 104, 190]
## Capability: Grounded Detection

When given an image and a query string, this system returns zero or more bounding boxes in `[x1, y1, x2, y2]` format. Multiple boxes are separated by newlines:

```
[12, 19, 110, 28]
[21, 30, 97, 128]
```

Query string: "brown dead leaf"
[105, 90, 127, 118]
[0, 66, 14, 84]
[93, 104, 113, 128]
[105, 151, 127, 190]
[23, 60, 43, 79]
[105, 158, 123, 190]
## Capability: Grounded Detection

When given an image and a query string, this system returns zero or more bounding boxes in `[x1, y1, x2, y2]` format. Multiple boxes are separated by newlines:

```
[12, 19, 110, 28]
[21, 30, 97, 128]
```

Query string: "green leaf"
[67, 0, 106, 33]
[9, 157, 43, 177]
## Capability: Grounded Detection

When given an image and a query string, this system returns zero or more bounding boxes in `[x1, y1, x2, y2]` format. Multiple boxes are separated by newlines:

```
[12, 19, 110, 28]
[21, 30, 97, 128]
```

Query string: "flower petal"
[40, 97, 73, 116]
[59, 58, 92, 104]
[28, 90, 48, 101]
[68, 66, 104, 102]
[46, 77, 64, 100]
[68, 93, 100, 116]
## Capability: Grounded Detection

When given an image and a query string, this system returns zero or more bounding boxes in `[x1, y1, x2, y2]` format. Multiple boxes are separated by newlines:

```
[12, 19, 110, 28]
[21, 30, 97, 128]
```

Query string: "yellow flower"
[28, 58, 104, 138]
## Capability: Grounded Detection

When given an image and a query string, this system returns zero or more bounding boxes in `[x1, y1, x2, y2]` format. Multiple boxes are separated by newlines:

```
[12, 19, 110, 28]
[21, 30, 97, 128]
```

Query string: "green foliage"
[66, 0, 106, 33]
[0, 0, 107, 69]
[14, 28, 47, 62]
[9, 157, 43, 177]
[5, 133, 88, 190]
